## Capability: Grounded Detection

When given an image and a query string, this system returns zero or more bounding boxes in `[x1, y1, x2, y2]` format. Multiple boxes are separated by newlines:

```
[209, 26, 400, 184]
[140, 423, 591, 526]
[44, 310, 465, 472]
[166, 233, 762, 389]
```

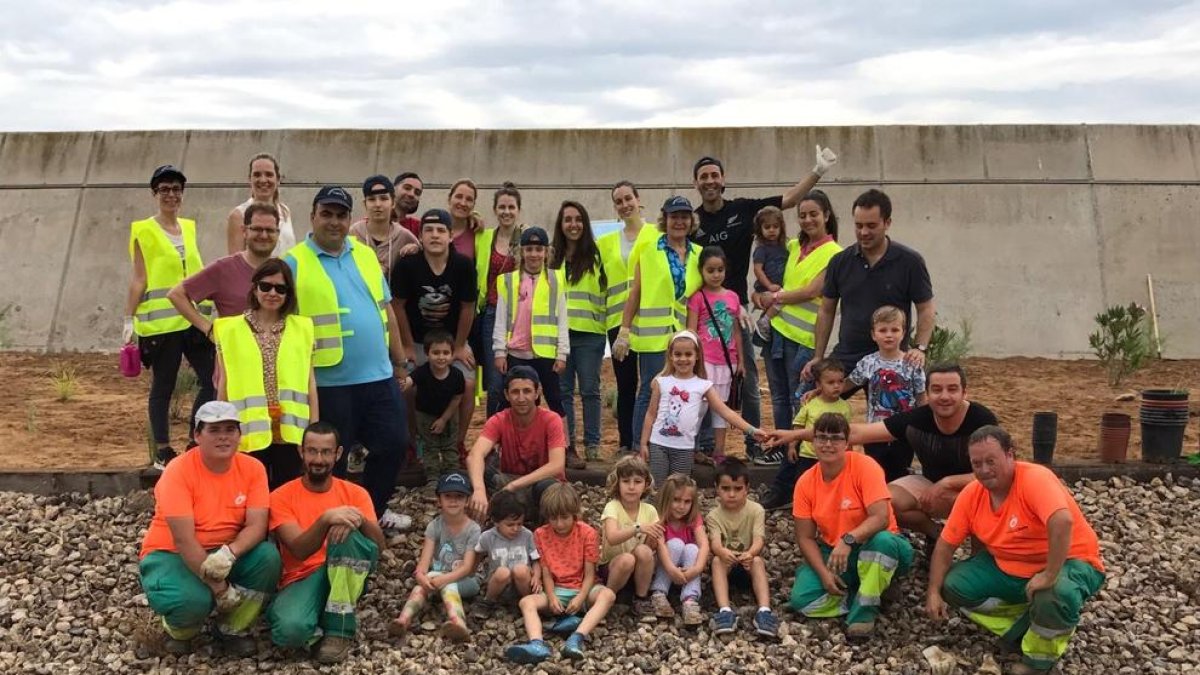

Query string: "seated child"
[471, 490, 541, 620]
[649, 474, 709, 625]
[599, 456, 662, 616]
[505, 483, 616, 664]
[708, 458, 779, 639]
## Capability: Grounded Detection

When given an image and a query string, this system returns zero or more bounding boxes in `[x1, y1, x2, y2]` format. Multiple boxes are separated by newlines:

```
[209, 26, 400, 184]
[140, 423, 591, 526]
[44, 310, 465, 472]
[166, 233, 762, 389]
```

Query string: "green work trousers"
[139, 541, 281, 640]
[941, 551, 1104, 671]
[789, 530, 913, 625]
[268, 529, 379, 647]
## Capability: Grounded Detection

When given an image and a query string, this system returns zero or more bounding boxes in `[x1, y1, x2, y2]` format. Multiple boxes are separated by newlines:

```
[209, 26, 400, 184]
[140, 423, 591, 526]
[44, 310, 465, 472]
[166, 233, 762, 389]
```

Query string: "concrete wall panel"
[471, 129, 583, 187]
[1088, 125, 1199, 182]
[0, 132, 95, 185]
[277, 130, 380, 184]
[88, 131, 189, 186]
[570, 128, 674, 186]
[774, 126, 882, 183]
[183, 131, 284, 185]
[879, 125, 986, 182]
[0, 190, 79, 348]
[376, 130, 477, 188]
[981, 125, 1090, 180]
[672, 128, 780, 184]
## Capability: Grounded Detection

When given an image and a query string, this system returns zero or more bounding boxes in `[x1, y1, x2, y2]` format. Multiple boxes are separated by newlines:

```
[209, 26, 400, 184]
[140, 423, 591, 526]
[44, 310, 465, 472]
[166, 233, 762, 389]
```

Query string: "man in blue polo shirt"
[285, 185, 412, 532]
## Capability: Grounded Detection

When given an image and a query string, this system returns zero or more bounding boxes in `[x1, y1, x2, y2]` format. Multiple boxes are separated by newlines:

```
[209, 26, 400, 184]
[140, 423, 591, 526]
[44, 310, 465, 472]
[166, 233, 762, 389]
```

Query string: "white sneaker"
[379, 509, 413, 532]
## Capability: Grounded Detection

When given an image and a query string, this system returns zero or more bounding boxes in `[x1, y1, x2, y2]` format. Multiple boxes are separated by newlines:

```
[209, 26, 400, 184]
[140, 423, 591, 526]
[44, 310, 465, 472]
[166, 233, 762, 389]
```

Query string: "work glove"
[214, 583, 245, 612]
[738, 304, 755, 333]
[200, 545, 237, 582]
[813, 145, 839, 177]
[122, 316, 135, 344]
[612, 327, 631, 361]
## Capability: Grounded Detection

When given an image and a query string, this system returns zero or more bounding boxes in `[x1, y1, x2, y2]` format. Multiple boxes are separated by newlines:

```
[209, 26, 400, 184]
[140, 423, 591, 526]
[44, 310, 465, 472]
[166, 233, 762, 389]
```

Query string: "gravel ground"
[0, 474, 1198, 674]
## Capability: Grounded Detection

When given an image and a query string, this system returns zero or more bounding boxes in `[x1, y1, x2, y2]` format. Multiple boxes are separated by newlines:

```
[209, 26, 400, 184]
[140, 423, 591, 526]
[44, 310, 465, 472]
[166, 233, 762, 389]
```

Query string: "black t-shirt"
[391, 251, 478, 344]
[692, 195, 783, 305]
[411, 363, 466, 416]
[822, 238, 934, 363]
[882, 402, 998, 483]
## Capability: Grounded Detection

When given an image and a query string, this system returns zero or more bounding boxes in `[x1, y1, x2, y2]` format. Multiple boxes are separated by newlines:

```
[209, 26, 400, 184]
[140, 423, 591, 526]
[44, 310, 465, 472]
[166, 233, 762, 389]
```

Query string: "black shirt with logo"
[692, 196, 783, 305]
[390, 251, 478, 344]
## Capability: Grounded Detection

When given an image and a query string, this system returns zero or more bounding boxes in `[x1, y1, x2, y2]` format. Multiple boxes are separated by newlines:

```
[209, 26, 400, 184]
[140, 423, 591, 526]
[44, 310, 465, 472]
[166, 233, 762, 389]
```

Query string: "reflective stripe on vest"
[597, 223, 654, 330]
[771, 239, 842, 349]
[214, 314, 314, 452]
[563, 266, 606, 334]
[129, 217, 209, 337]
[629, 238, 701, 353]
[289, 238, 388, 368]
[500, 268, 563, 359]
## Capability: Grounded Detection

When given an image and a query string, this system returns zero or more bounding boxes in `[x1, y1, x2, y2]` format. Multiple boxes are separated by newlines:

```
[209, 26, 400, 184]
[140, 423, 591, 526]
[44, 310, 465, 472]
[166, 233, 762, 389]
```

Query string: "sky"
[2, 0, 1199, 130]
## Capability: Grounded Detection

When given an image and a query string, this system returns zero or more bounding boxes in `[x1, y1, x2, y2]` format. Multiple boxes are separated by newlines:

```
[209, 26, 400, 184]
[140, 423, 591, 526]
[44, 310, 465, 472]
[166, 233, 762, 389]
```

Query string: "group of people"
[128, 149, 1104, 673]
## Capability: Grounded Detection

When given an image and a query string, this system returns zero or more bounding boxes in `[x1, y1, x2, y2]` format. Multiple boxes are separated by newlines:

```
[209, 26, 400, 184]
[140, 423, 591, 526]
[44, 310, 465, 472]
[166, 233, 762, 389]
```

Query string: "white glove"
[122, 316, 135, 344]
[200, 545, 237, 582]
[738, 304, 755, 332]
[214, 583, 245, 612]
[612, 327, 631, 362]
[813, 145, 838, 177]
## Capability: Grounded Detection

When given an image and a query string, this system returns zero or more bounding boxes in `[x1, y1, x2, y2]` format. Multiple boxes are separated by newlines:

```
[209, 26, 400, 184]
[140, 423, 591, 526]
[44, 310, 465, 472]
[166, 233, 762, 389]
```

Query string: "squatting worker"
[125, 165, 216, 470]
[213, 258, 318, 490]
[138, 400, 282, 657]
[284, 186, 413, 533]
[926, 426, 1105, 675]
[690, 146, 839, 460]
[267, 421, 384, 665]
[225, 152, 296, 256]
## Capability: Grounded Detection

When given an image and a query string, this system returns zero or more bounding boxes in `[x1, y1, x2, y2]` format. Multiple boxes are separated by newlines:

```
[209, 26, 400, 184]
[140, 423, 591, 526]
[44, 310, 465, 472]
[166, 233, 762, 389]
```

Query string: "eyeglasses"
[813, 434, 848, 446]
[256, 281, 289, 294]
[155, 186, 184, 195]
[302, 447, 337, 458]
[246, 226, 279, 236]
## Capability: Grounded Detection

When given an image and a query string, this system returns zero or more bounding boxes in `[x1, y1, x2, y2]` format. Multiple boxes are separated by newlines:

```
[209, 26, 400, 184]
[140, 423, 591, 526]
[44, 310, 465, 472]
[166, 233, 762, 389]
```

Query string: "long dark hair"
[247, 257, 298, 316]
[550, 200, 606, 287]
[798, 189, 839, 246]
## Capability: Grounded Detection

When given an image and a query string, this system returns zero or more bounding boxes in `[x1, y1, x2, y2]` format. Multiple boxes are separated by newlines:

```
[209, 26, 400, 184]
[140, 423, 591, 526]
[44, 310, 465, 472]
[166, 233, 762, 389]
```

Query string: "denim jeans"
[561, 330, 606, 449]
[477, 305, 503, 416]
[696, 322, 762, 452]
[631, 350, 666, 449]
[321, 377, 408, 517]
[764, 334, 814, 432]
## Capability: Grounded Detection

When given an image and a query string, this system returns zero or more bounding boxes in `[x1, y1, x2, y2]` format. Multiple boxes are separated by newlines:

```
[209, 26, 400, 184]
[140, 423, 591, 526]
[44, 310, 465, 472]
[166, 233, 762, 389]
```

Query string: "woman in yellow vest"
[491, 226, 569, 416]
[549, 200, 606, 467]
[612, 195, 703, 449]
[124, 165, 216, 470]
[763, 190, 843, 427]
[213, 258, 318, 489]
[475, 182, 523, 416]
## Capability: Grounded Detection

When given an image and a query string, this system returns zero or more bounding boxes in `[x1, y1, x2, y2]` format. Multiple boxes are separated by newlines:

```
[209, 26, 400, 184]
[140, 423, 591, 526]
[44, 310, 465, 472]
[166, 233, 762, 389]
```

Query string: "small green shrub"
[910, 317, 973, 367]
[170, 367, 200, 422]
[1088, 303, 1155, 387]
[50, 362, 78, 402]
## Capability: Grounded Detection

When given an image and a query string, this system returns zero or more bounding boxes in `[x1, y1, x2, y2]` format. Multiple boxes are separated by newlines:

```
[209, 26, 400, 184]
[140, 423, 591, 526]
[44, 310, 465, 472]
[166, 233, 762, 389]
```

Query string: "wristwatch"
[841, 533, 857, 546]
[634, 523, 642, 535]
[916, 344, 928, 353]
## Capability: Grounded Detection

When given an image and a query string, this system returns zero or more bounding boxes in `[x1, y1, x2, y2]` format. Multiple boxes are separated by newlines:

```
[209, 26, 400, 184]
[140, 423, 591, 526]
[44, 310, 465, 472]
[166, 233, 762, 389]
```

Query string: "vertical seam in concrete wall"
[46, 132, 100, 351]
[874, 126, 885, 183]
[668, 128, 679, 195]
[371, 132, 382, 175]
[1083, 124, 1109, 307]
[179, 129, 192, 170]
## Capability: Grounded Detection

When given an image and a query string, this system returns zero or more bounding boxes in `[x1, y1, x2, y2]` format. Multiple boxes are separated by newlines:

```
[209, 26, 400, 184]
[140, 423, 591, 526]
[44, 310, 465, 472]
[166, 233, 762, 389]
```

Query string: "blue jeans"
[631, 350, 666, 449]
[561, 330, 606, 449]
[696, 322, 762, 453]
[321, 377, 408, 517]
[764, 334, 813, 432]
[477, 305, 503, 416]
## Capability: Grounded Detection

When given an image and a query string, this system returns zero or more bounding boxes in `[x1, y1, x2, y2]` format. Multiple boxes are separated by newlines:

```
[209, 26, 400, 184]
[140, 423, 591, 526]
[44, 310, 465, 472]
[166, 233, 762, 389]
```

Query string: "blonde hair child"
[599, 456, 663, 616]
[648, 474, 710, 625]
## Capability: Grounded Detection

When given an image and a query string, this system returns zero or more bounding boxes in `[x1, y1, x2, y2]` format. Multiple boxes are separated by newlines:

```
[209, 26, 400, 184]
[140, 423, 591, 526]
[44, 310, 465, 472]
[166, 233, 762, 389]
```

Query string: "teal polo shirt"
[285, 235, 393, 387]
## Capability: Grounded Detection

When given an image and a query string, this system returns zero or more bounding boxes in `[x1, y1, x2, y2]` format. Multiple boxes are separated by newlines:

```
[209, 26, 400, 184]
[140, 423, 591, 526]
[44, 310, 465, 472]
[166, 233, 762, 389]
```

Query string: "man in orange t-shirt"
[137, 401, 281, 657]
[926, 425, 1105, 675]
[266, 421, 385, 664]
[787, 412, 913, 641]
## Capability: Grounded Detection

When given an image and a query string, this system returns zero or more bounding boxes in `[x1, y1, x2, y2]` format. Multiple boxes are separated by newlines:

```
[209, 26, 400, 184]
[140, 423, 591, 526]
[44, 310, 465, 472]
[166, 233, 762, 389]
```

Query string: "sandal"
[693, 452, 714, 466]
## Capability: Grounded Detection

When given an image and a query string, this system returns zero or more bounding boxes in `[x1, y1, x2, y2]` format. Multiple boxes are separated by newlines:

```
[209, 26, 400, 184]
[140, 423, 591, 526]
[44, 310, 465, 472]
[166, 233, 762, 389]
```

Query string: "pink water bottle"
[120, 343, 141, 378]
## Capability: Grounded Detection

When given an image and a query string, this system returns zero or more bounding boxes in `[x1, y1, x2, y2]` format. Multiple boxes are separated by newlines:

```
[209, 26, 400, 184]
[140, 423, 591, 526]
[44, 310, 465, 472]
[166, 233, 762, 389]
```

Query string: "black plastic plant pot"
[1142, 389, 1189, 402]
[1141, 422, 1187, 463]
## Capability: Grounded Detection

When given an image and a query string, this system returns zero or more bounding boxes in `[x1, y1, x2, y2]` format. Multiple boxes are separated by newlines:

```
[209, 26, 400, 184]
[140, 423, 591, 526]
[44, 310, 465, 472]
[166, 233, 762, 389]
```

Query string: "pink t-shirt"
[688, 288, 740, 366]
[452, 228, 476, 259]
[181, 253, 256, 317]
[507, 272, 536, 353]
[664, 513, 703, 546]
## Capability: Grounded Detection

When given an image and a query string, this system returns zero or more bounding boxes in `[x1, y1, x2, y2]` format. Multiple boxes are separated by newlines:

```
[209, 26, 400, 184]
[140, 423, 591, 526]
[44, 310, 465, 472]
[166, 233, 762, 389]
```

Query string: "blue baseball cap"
[313, 185, 353, 211]
[662, 195, 694, 214]
[362, 174, 395, 197]
[436, 472, 472, 496]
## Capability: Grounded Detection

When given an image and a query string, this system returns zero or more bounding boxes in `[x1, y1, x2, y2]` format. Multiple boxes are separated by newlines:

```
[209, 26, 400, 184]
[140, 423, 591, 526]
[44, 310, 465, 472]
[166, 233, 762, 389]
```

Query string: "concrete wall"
[1, 125, 1197, 356]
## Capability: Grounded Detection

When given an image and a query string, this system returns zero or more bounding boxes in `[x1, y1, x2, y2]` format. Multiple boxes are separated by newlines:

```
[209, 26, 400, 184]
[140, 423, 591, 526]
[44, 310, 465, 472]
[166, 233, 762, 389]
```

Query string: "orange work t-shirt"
[269, 477, 377, 587]
[139, 449, 269, 558]
[534, 520, 598, 590]
[792, 451, 899, 548]
[942, 461, 1104, 578]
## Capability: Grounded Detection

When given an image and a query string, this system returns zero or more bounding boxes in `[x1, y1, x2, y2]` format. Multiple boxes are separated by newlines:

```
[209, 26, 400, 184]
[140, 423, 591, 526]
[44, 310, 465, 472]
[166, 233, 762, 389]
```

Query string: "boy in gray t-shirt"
[470, 491, 542, 619]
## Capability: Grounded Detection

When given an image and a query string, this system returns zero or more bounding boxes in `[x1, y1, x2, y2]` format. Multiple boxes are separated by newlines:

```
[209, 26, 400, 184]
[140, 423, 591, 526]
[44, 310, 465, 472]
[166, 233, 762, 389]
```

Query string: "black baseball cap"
[420, 208, 452, 228]
[313, 185, 353, 211]
[150, 165, 186, 189]
[436, 472, 472, 496]
[362, 174, 395, 197]
[662, 195, 694, 213]
[504, 364, 541, 389]
[692, 156, 724, 178]
[520, 226, 549, 246]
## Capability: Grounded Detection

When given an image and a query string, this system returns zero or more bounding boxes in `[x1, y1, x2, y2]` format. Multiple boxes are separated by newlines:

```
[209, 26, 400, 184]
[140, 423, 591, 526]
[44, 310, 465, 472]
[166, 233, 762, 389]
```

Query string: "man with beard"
[392, 172, 424, 236]
[765, 364, 996, 547]
[267, 421, 385, 664]
[167, 201, 282, 337]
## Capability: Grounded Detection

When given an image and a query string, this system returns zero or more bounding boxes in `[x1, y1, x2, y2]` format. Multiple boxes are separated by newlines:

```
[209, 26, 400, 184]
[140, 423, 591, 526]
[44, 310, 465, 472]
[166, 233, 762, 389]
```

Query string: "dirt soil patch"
[0, 353, 1196, 470]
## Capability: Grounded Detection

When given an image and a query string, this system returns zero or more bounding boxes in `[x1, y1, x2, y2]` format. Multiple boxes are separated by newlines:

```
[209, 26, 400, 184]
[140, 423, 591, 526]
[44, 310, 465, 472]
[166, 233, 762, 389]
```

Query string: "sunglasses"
[256, 281, 289, 294]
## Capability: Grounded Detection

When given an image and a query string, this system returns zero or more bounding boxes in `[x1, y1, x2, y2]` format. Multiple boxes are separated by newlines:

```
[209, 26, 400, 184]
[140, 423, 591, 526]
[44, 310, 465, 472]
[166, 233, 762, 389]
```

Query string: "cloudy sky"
[2, 0, 1198, 130]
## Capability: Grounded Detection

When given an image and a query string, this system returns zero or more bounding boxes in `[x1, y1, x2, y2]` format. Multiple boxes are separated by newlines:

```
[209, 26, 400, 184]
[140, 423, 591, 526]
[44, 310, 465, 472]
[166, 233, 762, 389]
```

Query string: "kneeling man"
[139, 401, 281, 656]
[926, 425, 1105, 675]
[268, 422, 385, 663]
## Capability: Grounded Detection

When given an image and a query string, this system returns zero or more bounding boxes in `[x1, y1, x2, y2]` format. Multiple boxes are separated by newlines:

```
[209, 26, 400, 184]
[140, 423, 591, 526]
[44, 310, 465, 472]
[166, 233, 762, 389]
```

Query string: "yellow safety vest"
[214, 314, 314, 451]
[596, 221, 656, 331]
[474, 226, 522, 311]
[629, 236, 702, 353]
[771, 239, 843, 348]
[561, 262, 606, 335]
[288, 238, 389, 368]
[497, 268, 564, 359]
[128, 217, 212, 337]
